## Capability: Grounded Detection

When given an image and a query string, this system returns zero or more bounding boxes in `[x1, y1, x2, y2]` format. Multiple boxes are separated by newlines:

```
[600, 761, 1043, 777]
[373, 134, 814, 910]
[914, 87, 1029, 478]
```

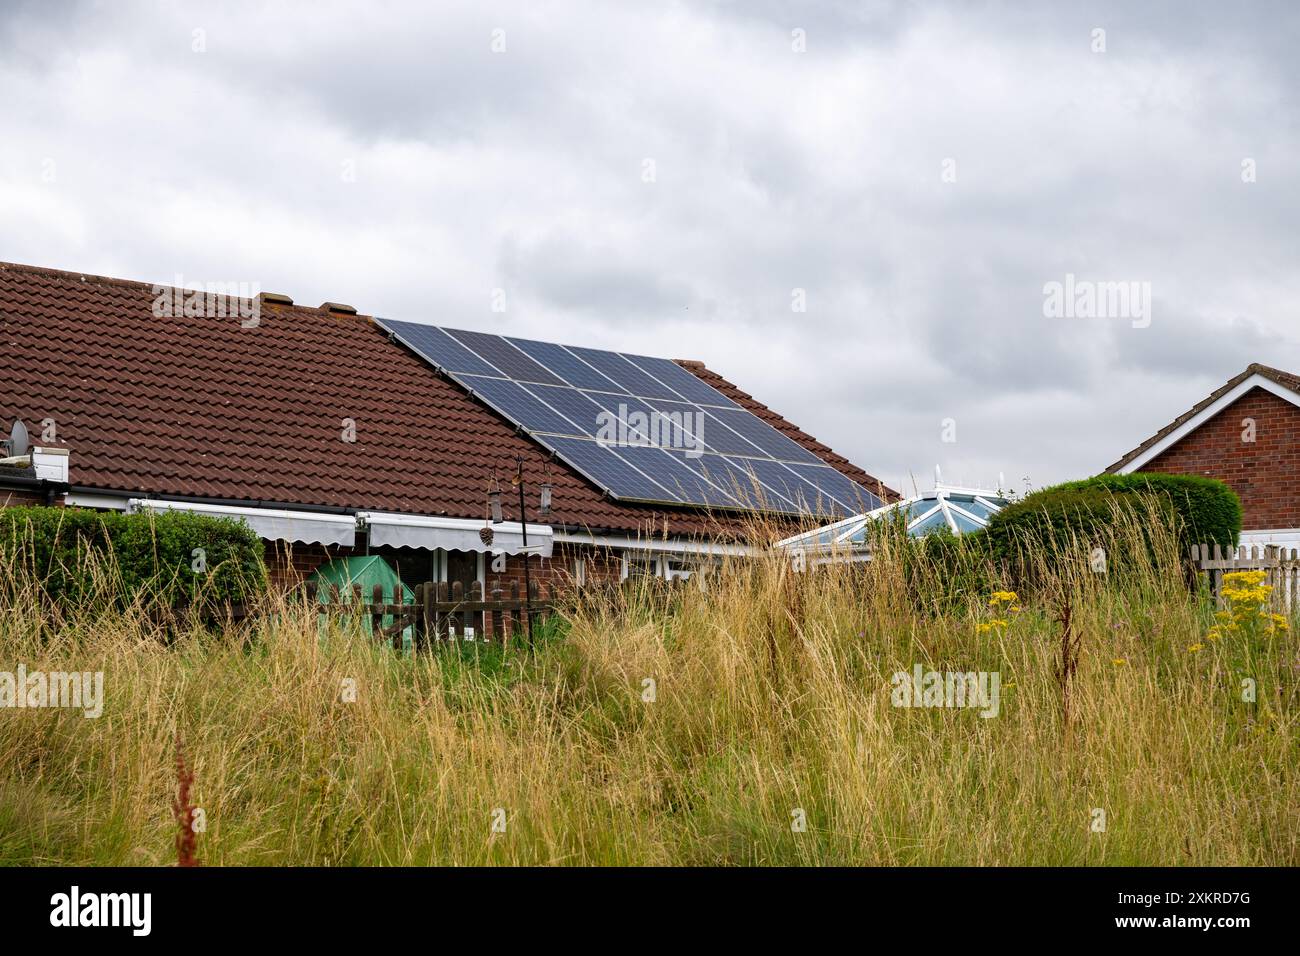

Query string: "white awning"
[127, 499, 357, 547]
[358, 512, 553, 557]
[552, 530, 756, 557]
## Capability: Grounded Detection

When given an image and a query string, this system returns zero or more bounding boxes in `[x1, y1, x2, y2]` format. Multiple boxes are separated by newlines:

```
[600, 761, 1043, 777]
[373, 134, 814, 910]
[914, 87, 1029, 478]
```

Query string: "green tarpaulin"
[307, 555, 414, 647]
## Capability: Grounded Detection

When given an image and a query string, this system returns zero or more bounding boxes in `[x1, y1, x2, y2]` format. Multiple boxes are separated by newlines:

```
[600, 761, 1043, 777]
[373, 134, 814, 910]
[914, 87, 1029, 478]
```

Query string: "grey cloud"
[2, 0, 1299, 491]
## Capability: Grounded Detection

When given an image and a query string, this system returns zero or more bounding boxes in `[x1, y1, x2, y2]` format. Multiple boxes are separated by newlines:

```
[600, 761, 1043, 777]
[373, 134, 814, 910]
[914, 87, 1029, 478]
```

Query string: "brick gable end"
[1142, 387, 1300, 530]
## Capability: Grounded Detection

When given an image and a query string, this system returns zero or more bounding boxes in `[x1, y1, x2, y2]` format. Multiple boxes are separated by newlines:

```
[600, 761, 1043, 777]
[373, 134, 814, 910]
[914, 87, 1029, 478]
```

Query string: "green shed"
[307, 555, 414, 647]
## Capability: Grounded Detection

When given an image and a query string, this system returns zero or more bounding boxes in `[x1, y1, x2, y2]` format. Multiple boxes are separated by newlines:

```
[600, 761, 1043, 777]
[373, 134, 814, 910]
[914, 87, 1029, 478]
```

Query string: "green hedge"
[985, 472, 1240, 566]
[867, 518, 997, 613]
[0, 506, 267, 607]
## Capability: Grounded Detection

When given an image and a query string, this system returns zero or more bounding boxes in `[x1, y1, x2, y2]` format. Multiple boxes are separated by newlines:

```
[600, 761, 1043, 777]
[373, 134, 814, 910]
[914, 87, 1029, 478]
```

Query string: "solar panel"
[623, 354, 739, 408]
[541, 436, 674, 502]
[784, 462, 883, 512]
[520, 383, 610, 437]
[445, 329, 565, 385]
[704, 408, 824, 464]
[379, 321, 499, 376]
[613, 444, 737, 508]
[687, 453, 802, 513]
[507, 337, 628, 392]
[567, 347, 682, 400]
[375, 317, 876, 513]
[643, 398, 765, 457]
[579, 391, 661, 445]
[722, 456, 844, 515]
[459, 375, 578, 435]
[635, 398, 706, 454]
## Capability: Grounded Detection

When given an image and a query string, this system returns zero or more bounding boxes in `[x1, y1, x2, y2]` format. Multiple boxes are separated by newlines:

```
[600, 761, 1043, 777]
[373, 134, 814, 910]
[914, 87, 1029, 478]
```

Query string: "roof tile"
[1, 260, 896, 535]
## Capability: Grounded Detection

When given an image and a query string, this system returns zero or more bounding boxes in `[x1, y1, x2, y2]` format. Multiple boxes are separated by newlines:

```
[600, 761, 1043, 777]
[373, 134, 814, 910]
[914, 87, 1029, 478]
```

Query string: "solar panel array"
[376, 319, 882, 516]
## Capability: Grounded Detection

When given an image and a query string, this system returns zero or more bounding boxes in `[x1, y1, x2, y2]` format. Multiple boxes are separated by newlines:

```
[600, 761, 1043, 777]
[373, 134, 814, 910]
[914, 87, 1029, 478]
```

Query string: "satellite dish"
[6, 420, 28, 458]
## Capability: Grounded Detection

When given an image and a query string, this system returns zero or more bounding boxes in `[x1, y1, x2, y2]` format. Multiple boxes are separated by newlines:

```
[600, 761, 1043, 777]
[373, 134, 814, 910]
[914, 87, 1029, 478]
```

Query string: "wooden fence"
[1189, 544, 1300, 610]
[305, 579, 556, 649]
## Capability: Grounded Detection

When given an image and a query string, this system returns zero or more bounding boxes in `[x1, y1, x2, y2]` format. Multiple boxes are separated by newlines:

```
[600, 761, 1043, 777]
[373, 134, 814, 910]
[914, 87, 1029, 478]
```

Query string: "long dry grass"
[0, 510, 1296, 865]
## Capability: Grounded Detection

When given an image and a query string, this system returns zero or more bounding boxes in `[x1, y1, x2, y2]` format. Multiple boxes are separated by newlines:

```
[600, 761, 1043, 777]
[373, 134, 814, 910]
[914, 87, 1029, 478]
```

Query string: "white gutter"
[128, 499, 357, 547]
[358, 511, 553, 557]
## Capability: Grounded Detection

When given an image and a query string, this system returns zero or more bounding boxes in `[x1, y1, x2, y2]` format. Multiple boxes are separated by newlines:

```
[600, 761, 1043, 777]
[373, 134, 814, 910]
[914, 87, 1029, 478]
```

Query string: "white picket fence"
[1189, 544, 1300, 611]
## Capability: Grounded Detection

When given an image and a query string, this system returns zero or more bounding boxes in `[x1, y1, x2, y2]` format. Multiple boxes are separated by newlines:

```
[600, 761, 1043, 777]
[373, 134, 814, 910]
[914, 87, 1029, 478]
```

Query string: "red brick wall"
[1141, 387, 1300, 530]
[265, 541, 354, 590]
[0, 487, 49, 508]
[485, 542, 624, 595]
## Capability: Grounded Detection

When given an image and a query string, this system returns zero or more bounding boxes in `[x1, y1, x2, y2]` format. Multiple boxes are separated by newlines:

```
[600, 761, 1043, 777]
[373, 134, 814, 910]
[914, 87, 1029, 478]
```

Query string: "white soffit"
[1117, 374, 1300, 473]
[359, 512, 553, 557]
[128, 499, 357, 547]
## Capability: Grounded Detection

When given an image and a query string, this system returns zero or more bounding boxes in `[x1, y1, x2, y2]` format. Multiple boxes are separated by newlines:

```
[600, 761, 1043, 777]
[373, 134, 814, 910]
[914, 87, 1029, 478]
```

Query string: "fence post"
[371, 584, 384, 640]
[416, 582, 431, 651]
[490, 581, 504, 642]
[509, 581, 520, 643]
[393, 584, 405, 651]
[436, 582, 449, 642]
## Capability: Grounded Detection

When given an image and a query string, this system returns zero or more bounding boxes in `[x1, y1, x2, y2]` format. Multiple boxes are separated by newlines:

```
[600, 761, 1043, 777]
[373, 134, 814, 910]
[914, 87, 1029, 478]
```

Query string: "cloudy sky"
[3, 0, 1297, 496]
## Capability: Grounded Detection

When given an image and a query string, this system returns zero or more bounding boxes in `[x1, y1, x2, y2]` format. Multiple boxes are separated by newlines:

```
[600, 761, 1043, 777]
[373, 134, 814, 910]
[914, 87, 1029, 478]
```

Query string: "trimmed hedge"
[985, 472, 1240, 566]
[0, 506, 267, 608]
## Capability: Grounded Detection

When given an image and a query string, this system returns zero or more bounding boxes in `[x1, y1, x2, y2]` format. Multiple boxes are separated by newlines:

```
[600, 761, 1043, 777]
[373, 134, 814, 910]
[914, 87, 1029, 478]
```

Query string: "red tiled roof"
[0, 260, 896, 536]
[1105, 363, 1300, 474]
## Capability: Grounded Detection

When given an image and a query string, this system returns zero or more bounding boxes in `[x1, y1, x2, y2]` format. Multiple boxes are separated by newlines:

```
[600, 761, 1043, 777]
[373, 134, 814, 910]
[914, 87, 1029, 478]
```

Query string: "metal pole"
[516, 456, 534, 646]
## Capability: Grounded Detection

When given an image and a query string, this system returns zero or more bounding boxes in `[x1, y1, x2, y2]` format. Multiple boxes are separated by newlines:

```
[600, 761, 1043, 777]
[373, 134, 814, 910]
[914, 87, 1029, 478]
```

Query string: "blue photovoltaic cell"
[520, 384, 610, 437]
[568, 347, 683, 400]
[446, 329, 565, 386]
[613, 445, 737, 508]
[784, 462, 882, 513]
[705, 408, 824, 464]
[686, 453, 801, 513]
[579, 391, 661, 444]
[459, 375, 579, 435]
[636, 398, 707, 455]
[380, 320, 867, 512]
[542, 437, 672, 502]
[377, 319, 500, 376]
[643, 398, 765, 457]
[623, 354, 740, 408]
[507, 337, 628, 392]
[723, 456, 843, 515]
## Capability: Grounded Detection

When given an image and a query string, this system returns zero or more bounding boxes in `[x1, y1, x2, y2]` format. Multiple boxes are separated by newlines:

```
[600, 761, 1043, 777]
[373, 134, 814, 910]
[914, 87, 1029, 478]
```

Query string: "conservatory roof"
[775, 485, 1009, 555]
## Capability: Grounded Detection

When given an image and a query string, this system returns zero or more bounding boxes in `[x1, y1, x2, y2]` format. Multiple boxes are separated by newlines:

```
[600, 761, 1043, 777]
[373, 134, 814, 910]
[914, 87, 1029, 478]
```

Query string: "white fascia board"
[129, 499, 357, 547]
[1117, 374, 1300, 474]
[65, 492, 132, 511]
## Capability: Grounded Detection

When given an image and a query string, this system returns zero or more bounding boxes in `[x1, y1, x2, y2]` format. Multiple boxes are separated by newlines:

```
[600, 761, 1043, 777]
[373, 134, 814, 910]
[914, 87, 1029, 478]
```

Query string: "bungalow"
[1106, 363, 1300, 548]
[0, 261, 897, 600]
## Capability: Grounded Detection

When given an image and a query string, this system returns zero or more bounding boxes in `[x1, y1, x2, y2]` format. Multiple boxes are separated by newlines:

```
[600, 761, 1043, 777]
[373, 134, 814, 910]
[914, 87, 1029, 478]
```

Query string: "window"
[622, 555, 659, 580]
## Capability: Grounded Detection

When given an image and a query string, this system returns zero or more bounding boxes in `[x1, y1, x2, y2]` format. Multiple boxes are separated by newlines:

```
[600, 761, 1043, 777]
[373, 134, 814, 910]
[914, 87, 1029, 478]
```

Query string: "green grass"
[0, 511, 1296, 865]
